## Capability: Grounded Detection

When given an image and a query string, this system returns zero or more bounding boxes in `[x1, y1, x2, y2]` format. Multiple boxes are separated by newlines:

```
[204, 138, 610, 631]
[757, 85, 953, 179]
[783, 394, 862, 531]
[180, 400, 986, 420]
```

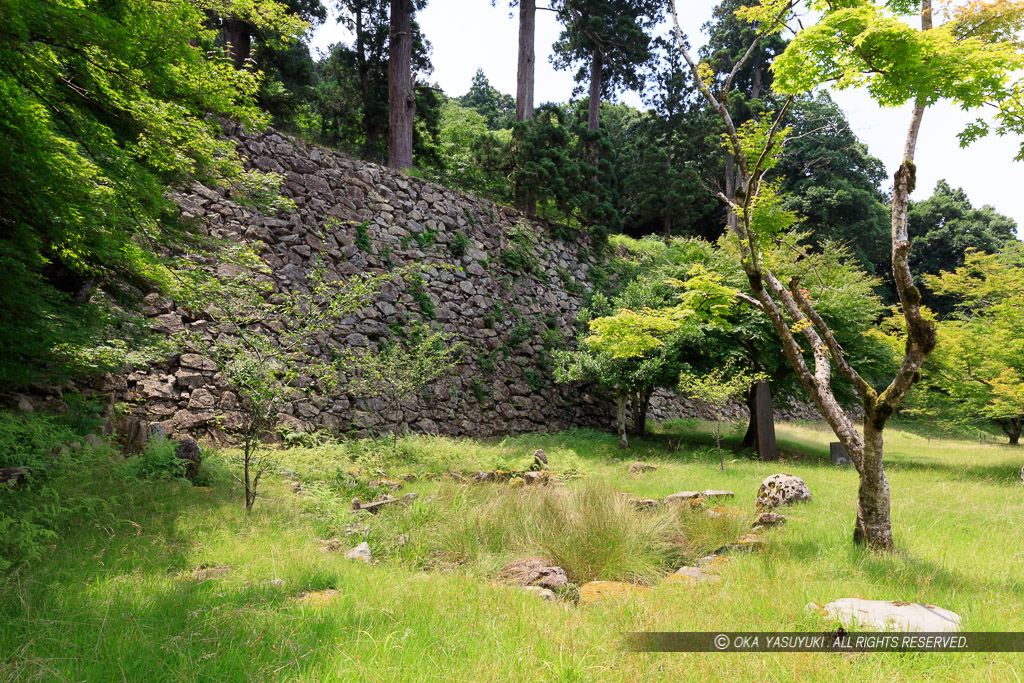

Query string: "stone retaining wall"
[79, 124, 826, 440]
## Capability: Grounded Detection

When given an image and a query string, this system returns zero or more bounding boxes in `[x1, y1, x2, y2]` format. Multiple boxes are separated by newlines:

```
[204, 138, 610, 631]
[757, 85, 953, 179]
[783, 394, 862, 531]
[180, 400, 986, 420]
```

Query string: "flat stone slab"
[815, 598, 963, 632]
[663, 566, 721, 585]
[664, 492, 705, 507]
[702, 490, 734, 500]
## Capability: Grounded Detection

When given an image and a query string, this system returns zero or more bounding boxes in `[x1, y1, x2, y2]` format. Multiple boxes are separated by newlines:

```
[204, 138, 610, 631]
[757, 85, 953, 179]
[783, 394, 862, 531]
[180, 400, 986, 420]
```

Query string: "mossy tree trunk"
[616, 389, 629, 448]
[670, 0, 938, 552]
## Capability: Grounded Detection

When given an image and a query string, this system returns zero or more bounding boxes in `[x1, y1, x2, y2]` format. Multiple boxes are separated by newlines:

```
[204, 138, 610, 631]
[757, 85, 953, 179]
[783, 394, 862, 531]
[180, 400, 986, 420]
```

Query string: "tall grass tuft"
[422, 481, 740, 584]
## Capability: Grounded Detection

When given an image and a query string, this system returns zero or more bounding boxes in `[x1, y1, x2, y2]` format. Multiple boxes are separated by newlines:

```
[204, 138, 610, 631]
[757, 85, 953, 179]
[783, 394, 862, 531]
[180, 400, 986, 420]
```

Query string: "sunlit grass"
[2, 420, 1024, 680]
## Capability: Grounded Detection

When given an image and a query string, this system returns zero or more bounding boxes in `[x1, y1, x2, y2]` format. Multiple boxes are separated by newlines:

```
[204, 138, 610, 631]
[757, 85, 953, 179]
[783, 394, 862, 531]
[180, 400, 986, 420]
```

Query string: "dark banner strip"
[625, 632, 1024, 653]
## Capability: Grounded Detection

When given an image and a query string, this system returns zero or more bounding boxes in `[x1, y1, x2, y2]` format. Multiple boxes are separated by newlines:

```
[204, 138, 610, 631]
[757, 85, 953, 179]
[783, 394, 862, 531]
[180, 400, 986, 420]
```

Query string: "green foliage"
[0, 411, 76, 471]
[509, 320, 535, 347]
[174, 246, 397, 509]
[346, 325, 465, 441]
[456, 69, 515, 130]
[0, 409, 120, 572]
[908, 180, 1019, 314]
[123, 439, 186, 481]
[897, 246, 1024, 442]
[411, 229, 438, 249]
[408, 273, 435, 318]
[499, 222, 539, 275]
[774, 92, 891, 279]
[0, 0, 304, 389]
[449, 233, 471, 259]
[679, 361, 768, 468]
[355, 221, 373, 252]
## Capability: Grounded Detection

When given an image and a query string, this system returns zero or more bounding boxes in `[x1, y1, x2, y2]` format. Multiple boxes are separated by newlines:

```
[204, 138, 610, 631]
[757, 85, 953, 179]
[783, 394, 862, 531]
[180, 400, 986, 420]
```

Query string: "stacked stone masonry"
[101, 124, 822, 440]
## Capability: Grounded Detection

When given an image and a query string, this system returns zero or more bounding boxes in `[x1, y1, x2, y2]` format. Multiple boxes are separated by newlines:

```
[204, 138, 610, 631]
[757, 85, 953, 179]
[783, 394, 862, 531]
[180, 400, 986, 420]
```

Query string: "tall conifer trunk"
[514, 0, 536, 215]
[388, 0, 414, 169]
[587, 49, 602, 168]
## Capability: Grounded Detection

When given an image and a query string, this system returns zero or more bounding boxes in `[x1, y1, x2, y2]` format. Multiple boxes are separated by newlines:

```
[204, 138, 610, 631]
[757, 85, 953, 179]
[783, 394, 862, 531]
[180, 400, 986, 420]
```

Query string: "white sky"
[310, 0, 1023, 233]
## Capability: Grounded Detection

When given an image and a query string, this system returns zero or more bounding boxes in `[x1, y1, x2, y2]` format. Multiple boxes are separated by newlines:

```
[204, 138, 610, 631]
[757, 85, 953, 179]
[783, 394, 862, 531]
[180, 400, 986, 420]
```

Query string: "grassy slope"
[2, 421, 1023, 681]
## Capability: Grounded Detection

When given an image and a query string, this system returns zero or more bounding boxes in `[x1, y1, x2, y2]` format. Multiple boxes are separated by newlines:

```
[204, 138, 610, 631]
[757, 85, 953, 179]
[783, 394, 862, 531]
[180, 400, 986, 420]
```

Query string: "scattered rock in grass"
[628, 462, 657, 477]
[400, 473, 417, 482]
[395, 534, 410, 547]
[175, 438, 202, 482]
[628, 497, 659, 511]
[736, 533, 763, 548]
[344, 542, 373, 563]
[322, 539, 344, 552]
[523, 471, 548, 485]
[191, 565, 230, 581]
[291, 481, 303, 494]
[443, 471, 467, 483]
[811, 598, 962, 633]
[533, 449, 548, 468]
[473, 471, 496, 483]
[664, 491, 706, 507]
[579, 581, 649, 604]
[752, 512, 787, 530]
[663, 566, 721, 585]
[702, 490, 734, 500]
[755, 474, 811, 511]
[84, 433, 104, 448]
[501, 558, 569, 589]
[268, 578, 285, 588]
[350, 493, 418, 514]
[705, 506, 744, 519]
[0, 466, 32, 487]
[508, 476, 525, 489]
[295, 589, 340, 606]
[343, 523, 369, 536]
[696, 555, 732, 573]
[521, 586, 557, 600]
[368, 478, 404, 493]
[14, 394, 34, 412]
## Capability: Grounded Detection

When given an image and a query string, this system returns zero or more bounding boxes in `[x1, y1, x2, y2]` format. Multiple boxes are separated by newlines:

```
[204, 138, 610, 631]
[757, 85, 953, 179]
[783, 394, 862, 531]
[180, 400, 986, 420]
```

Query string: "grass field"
[2, 419, 1023, 681]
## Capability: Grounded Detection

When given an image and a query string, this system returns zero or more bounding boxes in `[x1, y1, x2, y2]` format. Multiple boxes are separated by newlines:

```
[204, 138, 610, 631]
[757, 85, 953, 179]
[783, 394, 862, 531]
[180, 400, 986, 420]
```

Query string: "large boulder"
[814, 598, 962, 633]
[175, 438, 202, 482]
[755, 473, 811, 511]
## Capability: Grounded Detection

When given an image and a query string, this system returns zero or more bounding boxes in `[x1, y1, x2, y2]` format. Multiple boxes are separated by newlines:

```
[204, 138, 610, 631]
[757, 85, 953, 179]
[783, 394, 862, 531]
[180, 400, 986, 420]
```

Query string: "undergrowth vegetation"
[3, 418, 1024, 680]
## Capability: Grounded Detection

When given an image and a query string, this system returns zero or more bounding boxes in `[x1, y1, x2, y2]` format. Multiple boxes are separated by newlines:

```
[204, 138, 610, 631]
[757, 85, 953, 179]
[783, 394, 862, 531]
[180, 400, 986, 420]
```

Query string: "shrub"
[499, 222, 538, 275]
[0, 411, 77, 471]
[449, 233, 470, 259]
[0, 438, 116, 573]
[123, 439, 186, 480]
[355, 221, 372, 252]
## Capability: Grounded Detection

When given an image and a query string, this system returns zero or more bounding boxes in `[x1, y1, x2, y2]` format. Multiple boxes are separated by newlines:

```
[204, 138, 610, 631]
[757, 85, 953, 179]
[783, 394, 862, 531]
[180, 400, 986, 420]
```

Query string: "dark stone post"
[755, 381, 777, 461]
